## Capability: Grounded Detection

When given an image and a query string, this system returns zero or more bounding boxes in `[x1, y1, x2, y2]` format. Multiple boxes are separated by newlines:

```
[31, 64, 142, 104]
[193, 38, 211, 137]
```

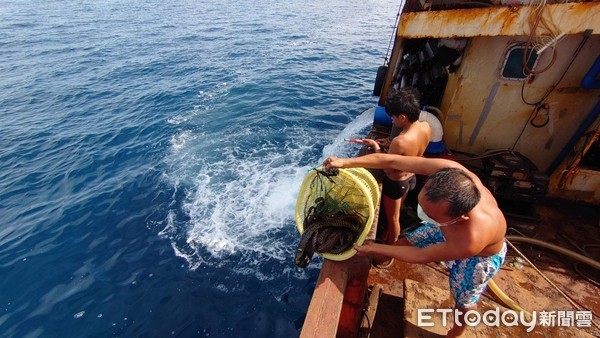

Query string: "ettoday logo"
[418, 308, 593, 332]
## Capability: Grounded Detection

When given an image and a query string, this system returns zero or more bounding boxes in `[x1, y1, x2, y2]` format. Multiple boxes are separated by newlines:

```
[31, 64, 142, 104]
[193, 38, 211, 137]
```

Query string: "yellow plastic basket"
[295, 167, 380, 261]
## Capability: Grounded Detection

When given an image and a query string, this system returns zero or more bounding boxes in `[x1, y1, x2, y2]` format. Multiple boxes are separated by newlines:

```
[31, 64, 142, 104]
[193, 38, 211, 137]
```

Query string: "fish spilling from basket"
[294, 168, 380, 268]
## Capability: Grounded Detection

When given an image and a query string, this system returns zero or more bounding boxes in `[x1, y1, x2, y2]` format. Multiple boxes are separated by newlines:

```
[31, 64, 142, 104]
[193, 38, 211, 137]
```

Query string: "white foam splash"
[321, 107, 374, 161]
[161, 106, 375, 273]
[170, 130, 196, 152]
[181, 153, 308, 258]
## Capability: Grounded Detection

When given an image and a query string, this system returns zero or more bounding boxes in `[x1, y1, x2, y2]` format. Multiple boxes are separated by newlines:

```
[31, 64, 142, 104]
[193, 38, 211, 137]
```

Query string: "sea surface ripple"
[0, 0, 400, 336]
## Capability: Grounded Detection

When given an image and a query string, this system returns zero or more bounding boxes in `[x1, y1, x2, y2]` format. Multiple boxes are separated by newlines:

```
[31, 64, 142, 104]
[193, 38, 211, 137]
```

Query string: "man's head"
[385, 86, 421, 123]
[418, 168, 481, 224]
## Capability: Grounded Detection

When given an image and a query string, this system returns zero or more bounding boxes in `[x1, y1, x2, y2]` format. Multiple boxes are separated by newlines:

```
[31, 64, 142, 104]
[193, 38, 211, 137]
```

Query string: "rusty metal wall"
[439, 35, 600, 174]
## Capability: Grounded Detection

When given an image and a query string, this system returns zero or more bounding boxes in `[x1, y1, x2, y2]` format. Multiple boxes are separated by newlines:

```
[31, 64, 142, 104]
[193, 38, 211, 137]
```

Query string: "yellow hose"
[487, 279, 532, 318]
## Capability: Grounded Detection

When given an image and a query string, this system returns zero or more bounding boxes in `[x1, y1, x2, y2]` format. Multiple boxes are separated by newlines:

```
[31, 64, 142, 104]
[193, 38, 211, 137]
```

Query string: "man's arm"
[354, 239, 482, 264]
[323, 153, 463, 176]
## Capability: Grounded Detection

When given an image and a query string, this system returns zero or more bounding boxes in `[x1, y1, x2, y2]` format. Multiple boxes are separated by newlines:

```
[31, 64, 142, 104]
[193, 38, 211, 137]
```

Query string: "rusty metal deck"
[365, 198, 600, 337]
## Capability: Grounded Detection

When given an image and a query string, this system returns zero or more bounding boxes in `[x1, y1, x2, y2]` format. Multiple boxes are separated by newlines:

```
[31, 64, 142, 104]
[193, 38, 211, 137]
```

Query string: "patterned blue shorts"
[405, 222, 507, 308]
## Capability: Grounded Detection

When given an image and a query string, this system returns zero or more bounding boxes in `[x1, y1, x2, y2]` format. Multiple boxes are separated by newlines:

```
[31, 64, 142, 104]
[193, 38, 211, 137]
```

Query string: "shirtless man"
[323, 154, 507, 337]
[358, 86, 430, 252]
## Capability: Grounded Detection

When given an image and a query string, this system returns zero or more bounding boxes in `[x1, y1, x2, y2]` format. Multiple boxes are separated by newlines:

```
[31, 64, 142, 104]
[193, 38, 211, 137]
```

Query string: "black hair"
[385, 86, 421, 122]
[423, 168, 481, 218]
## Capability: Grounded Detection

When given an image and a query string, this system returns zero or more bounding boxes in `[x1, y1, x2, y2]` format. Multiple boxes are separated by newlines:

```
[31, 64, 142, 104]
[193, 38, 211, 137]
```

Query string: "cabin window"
[501, 46, 539, 80]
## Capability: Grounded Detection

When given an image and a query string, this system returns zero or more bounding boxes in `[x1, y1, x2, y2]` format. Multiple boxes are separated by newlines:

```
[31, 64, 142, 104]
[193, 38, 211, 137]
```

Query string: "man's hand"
[348, 138, 382, 152]
[361, 139, 381, 152]
[323, 156, 345, 170]
[353, 240, 378, 256]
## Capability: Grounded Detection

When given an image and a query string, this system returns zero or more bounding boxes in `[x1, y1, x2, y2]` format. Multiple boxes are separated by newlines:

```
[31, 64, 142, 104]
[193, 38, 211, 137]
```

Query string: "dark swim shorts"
[382, 175, 416, 200]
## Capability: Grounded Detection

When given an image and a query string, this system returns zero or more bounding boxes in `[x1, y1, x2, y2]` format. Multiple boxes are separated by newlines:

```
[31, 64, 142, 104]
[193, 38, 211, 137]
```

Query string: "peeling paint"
[398, 3, 600, 38]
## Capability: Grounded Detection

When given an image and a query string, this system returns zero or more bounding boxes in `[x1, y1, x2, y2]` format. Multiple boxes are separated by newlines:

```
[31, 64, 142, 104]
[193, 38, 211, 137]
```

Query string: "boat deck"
[364, 198, 600, 337]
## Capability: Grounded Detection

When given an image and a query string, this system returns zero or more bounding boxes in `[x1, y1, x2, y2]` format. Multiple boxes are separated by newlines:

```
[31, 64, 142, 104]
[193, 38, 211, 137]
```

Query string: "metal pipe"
[505, 235, 600, 270]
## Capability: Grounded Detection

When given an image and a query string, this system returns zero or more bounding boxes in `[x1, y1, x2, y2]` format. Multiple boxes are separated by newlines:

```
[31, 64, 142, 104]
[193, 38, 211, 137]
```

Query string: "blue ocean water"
[0, 0, 400, 336]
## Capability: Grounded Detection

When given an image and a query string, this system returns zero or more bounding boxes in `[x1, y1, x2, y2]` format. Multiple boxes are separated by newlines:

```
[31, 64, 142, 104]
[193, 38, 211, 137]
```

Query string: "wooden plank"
[300, 259, 348, 338]
[398, 2, 600, 39]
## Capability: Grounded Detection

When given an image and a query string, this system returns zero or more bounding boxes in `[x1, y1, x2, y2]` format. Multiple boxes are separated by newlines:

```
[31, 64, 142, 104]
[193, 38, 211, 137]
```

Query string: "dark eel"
[294, 169, 365, 268]
[295, 212, 364, 268]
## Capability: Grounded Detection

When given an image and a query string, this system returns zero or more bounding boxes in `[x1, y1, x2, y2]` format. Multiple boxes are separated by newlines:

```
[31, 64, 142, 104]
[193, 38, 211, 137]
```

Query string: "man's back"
[466, 174, 507, 256]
